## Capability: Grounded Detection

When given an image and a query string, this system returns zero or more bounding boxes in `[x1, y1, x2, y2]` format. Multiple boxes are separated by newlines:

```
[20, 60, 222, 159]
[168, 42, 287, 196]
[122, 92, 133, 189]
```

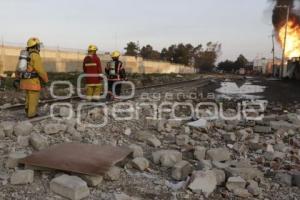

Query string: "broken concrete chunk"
[0, 121, 15, 137]
[59, 107, 75, 118]
[44, 123, 67, 135]
[176, 134, 190, 146]
[197, 160, 212, 171]
[104, 166, 121, 181]
[188, 170, 217, 197]
[0, 128, 5, 139]
[247, 180, 261, 196]
[132, 157, 149, 171]
[233, 188, 252, 198]
[30, 133, 49, 150]
[6, 152, 27, 168]
[171, 160, 193, 181]
[14, 121, 33, 136]
[152, 150, 182, 167]
[225, 167, 263, 181]
[136, 131, 161, 147]
[212, 169, 226, 186]
[187, 119, 209, 129]
[254, 126, 272, 133]
[206, 148, 231, 161]
[194, 146, 206, 161]
[50, 174, 90, 200]
[292, 172, 300, 187]
[80, 174, 103, 187]
[275, 172, 292, 186]
[226, 176, 246, 191]
[10, 170, 34, 185]
[129, 144, 143, 158]
[223, 132, 236, 143]
[17, 135, 30, 147]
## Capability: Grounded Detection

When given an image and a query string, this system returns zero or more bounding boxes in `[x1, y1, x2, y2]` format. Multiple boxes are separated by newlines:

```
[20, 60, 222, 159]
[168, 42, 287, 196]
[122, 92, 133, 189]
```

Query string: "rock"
[17, 136, 30, 147]
[104, 166, 121, 181]
[152, 150, 182, 167]
[14, 121, 33, 136]
[194, 146, 206, 161]
[212, 169, 226, 186]
[124, 128, 131, 136]
[0, 128, 5, 138]
[254, 126, 272, 134]
[223, 132, 236, 143]
[6, 152, 27, 168]
[80, 175, 103, 187]
[30, 133, 48, 150]
[225, 167, 263, 181]
[0, 121, 15, 137]
[176, 134, 190, 146]
[50, 174, 90, 200]
[292, 172, 300, 187]
[113, 192, 139, 200]
[188, 170, 217, 197]
[171, 160, 193, 181]
[233, 188, 252, 198]
[206, 148, 231, 161]
[10, 170, 34, 185]
[265, 144, 274, 153]
[187, 119, 209, 129]
[247, 180, 261, 196]
[197, 160, 212, 170]
[212, 161, 230, 169]
[132, 157, 149, 171]
[226, 176, 246, 191]
[275, 172, 292, 186]
[59, 107, 75, 118]
[44, 123, 67, 135]
[129, 144, 143, 158]
[264, 151, 285, 161]
[270, 120, 299, 130]
[136, 131, 161, 147]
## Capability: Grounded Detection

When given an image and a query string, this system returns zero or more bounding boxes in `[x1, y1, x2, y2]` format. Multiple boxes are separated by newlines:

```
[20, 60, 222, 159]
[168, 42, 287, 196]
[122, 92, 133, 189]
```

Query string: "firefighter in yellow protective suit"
[19, 38, 48, 118]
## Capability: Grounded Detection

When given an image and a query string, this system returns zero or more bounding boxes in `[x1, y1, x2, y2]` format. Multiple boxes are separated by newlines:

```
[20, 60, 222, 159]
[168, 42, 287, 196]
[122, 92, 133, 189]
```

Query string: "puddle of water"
[216, 81, 266, 100]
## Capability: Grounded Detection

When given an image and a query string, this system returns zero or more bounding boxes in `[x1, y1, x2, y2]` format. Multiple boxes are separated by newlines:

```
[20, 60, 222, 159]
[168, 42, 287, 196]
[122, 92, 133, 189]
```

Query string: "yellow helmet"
[27, 37, 41, 48]
[88, 44, 98, 52]
[111, 50, 121, 58]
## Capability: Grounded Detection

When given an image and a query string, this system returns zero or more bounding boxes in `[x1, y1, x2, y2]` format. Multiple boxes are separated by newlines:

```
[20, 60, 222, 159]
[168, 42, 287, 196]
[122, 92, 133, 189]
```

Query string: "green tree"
[140, 45, 160, 60]
[124, 42, 139, 56]
[234, 54, 248, 69]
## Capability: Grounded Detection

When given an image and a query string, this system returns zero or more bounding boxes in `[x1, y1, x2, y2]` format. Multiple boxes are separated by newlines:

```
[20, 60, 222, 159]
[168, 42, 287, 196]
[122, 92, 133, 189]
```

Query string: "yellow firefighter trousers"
[25, 90, 40, 118]
[86, 84, 103, 101]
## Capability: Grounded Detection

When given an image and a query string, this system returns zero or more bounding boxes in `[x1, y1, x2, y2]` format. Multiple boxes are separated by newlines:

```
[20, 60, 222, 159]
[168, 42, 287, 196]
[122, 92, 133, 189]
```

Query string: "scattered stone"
[10, 170, 34, 185]
[187, 119, 209, 129]
[197, 160, 212, 170]
[270, 120, 298, 130]
[113, 192, 139, 200]
[194, 146, 206, 161]
[206, 148, 231, 161]
[80, 175, 103, 187]
[0, 128, 5, 138]
[212, 161, 230, 169]
[247, 180, 261, 196]
[275, 172, 292, 186]
[44, 123, 67, 135]
[226, 176, 246, 191]
[225, 167, 263, 181]
[212, 169, 226, 186]
[136, 131, 161, 147]
[129, 144, 143, 158]
[176, 134, 190, 146]
[0, 121, 15, 137]
[233, 188, 252, 198]
[171, 160, 193, 181]
[6, 152, 27, 168]
[124, 128, 131, 136]
[132, 157, 149, 171]
[14, 121, 33, 136]
[50, 174, 90, 200]
[17, 135, 30, 147]
[188, 170, 217, 197]
[104, 166, 121, 181]
[59, 107, 75, 118]
[292, 172, 300, 187]
[264, 151, 285, 161]
[152, 150, 182, 167]
[223, 132, 236, 143]
[30, 133, 49, 150]
[254, 126, 272, 133]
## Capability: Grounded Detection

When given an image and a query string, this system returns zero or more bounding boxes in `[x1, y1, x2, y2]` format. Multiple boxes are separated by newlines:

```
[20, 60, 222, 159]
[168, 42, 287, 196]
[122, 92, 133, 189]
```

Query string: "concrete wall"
[0, 45, 195, 74]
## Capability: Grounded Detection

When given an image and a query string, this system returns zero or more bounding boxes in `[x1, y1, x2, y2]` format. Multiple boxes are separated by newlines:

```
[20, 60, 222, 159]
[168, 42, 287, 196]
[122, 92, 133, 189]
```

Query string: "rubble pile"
[0, 85, 300, 199]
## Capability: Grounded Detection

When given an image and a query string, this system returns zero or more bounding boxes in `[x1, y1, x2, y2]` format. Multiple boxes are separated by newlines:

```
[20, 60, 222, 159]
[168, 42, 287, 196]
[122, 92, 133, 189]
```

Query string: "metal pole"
[272, 33, 275, 76]
[280, 6, 290, 78]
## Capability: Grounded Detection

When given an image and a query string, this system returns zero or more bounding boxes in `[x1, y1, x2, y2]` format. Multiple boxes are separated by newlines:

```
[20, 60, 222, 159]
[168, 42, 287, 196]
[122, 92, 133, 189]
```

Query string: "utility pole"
[277, 5, 290, 78]
[271, 32, 275, 76]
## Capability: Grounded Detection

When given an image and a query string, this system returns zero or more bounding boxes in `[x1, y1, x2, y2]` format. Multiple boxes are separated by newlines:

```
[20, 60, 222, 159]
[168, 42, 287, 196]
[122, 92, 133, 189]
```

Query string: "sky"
[0, 0, 283, 61]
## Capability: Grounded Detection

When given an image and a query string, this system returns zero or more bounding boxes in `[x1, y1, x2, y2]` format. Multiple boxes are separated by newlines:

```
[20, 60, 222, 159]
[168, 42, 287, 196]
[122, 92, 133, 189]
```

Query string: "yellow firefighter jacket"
[20, 49, 48, 91]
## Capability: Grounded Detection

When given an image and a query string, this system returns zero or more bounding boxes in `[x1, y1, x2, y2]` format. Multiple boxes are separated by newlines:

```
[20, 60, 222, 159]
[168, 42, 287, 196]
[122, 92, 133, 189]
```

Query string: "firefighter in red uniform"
[83, 45, 103, 101]
[105, 51, 126, 100]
